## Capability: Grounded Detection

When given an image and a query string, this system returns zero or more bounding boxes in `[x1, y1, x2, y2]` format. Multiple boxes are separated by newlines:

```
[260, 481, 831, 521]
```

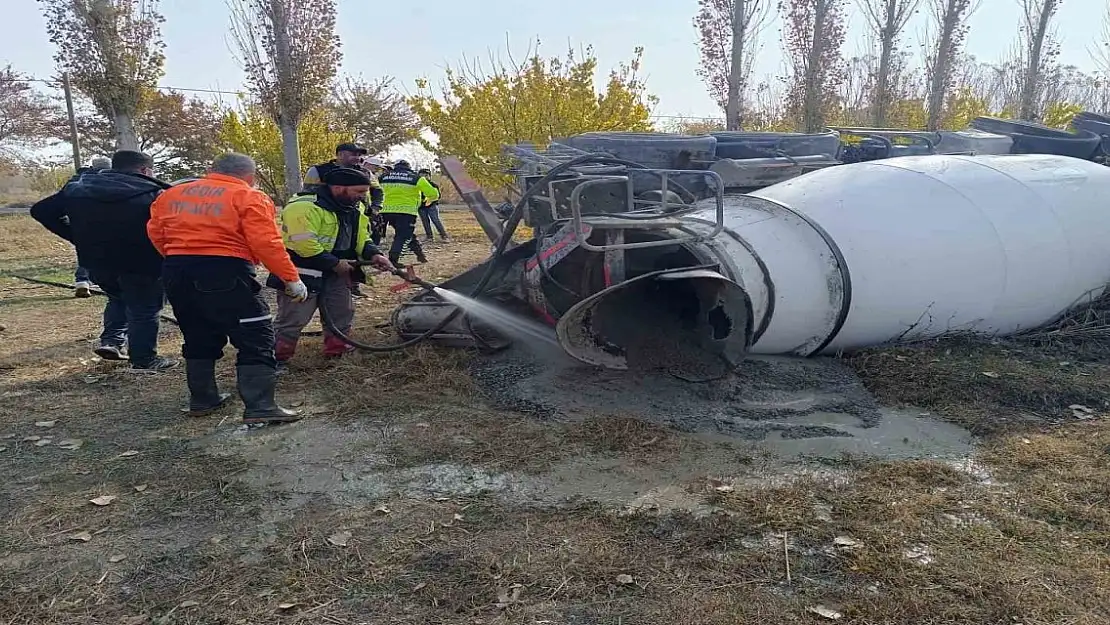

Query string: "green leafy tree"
[64, 89, 223, 179]
[229, 0, 340, 195]
[409, 43, 657, 188]
[38, 0, 165, 150]
[329, 77, 421, 155]
[218, 103, 346, 200]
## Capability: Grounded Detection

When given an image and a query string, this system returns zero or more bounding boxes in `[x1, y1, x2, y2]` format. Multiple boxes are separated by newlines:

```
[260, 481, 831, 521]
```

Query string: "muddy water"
[205, 350, 972, 516]
[470, 350, 972, 459]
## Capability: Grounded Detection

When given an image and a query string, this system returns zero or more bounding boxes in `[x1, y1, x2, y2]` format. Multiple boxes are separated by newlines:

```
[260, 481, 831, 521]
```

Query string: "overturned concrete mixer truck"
[393, 133, 1110, 378]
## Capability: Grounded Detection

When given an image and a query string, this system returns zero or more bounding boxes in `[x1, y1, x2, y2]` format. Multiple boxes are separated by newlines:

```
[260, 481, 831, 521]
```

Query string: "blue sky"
[3, 0, 1108, 119]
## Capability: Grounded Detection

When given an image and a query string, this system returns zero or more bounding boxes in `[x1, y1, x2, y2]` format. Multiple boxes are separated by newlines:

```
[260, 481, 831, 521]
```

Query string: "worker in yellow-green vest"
[270, 167, 395, 363]
[379, 160, 440, 266]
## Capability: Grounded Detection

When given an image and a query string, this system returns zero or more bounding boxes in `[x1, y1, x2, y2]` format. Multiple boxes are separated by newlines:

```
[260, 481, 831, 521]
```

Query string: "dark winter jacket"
[30, 170, 170, 277]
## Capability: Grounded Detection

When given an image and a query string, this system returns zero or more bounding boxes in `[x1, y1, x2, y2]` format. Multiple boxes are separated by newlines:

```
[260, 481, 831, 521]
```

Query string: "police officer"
[303, 143, 384, 210]
[148, 153, 307, 424]
[379, 160, 440, 266]
[273, 167, 395, 363]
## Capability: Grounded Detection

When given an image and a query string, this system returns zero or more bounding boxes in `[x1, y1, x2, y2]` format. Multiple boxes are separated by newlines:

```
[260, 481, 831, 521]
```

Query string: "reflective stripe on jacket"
[148, 173, 299, 282]
[379, 168, 440, 215]
[278, 191, 378, 274]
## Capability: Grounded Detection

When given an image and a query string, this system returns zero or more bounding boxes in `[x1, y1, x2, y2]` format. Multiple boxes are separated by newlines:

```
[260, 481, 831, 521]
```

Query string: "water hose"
[317, 153, 661, 352]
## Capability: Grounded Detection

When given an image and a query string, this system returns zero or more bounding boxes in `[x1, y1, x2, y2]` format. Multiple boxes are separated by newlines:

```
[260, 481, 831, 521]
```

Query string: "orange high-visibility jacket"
[147, 173, 299, 283]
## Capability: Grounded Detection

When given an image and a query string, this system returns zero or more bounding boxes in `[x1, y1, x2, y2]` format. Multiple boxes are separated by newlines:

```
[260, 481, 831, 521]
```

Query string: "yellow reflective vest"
[380, 168, 440, 216]
[278, 192, 375, 272]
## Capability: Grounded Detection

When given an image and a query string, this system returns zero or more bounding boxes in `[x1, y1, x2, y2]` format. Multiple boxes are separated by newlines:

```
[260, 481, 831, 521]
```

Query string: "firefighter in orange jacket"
[148, 153, 307, 424]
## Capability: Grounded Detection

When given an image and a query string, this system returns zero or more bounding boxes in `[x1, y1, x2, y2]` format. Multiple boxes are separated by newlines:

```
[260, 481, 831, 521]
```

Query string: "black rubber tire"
[970, 117, 1102, 160]
[563, 132, 717, 170]
[711, 130, 841, 160]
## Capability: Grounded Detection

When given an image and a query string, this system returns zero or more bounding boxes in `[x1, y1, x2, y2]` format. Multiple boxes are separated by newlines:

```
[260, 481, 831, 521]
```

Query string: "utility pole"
[62, 72, 82, 169]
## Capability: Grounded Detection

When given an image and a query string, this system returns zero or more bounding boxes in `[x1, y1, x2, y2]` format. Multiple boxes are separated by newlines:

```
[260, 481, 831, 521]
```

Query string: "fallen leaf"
[373, 504, 391, 515]
[713, 484, 735, 493]
[453, 513, 465, 522]
[109, 554, 127, 563]
[117, 450, 140, 458]
[89, 495, 117, 507]
[495, 584, 523, 608]
[58, 439, 84, 450]
[134, 485, 148, 493]
[833, 536, 859, 548]
[434, 497, 450, 502]
[616, 574, 634, 585]
[70, 531, 92, 542]
[22, 436, 40, 442]
[327, 531, 352, 547]
[34, 439, 53, 447]
[1069, 404, 1094, 413]
[1021, 438, 1032, 444]
[35, 420, 57, 428]
[981, 371, 1000, 379]
[413, 582, 427, 591]
[894, 355, 907, 361]
[178, 600, 199, 608]
[277, 602, 298, 610]
[807, 605, 844, 620]
[1, 434, 15, 440]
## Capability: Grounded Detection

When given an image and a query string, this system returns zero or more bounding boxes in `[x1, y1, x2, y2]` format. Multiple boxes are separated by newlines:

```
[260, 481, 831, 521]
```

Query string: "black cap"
[336, 142, 368, 155]
[323, 167, 372, 186]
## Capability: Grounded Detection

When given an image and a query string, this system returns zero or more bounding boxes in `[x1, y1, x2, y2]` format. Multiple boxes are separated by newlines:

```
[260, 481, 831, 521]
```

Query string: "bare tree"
[781, 0, 849, 132]
[1014, 0, 1063, 121]
[229, 0, 340, 196]
[857, 0, 921, 126]
[1092, 7, 1110, 75]
[924, 0, 980, 130]
[38, 0, 165, 150]
[695, 0, 772, 129]
[0, 66, 60, 152]
[329, 77, 422, 155]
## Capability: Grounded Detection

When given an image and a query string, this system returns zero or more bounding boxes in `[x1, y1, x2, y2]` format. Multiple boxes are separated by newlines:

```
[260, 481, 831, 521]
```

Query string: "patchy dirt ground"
[3, 210, 1110, 625]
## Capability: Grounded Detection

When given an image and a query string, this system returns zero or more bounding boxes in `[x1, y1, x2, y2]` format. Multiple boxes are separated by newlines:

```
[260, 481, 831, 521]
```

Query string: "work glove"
[284, 279, 309, 303]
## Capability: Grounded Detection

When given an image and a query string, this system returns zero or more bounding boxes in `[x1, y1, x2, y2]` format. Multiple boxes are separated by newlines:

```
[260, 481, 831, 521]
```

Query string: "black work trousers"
[383, 212, 425, 264]
[162, 255, 276, 368]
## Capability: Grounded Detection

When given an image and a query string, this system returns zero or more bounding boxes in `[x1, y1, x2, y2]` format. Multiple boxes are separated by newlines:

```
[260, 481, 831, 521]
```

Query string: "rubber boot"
[185, 359, 232, 416]
[323, 332, 356, 358]
[275, 338, 297, 363]
[236, 364, 302, 424]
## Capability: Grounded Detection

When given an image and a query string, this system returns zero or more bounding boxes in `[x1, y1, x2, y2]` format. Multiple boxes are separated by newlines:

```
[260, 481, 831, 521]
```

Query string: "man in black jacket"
[30, 150, 177, 370]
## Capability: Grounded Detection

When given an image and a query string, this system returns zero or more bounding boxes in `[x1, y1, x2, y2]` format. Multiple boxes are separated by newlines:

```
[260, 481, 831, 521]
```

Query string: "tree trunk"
[1018, 1, 1056, 121]
[113, 112, 140, 151]
[725, 0, 747, 130]
[279, 119, 302, 197]
[872, 0, 897, 127]
[802, 0, 829, 132]
[926, 5, 957, 131]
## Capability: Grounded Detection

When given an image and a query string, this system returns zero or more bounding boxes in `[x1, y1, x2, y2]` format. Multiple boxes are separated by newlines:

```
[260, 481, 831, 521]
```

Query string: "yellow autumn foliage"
[409, 44, 658, 188]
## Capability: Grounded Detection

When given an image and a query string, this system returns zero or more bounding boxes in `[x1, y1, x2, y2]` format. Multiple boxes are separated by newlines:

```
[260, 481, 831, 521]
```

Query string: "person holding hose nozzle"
[379, 160, 440, 266]
[272, 167, 395, 363]
[148, 153, 307, 424]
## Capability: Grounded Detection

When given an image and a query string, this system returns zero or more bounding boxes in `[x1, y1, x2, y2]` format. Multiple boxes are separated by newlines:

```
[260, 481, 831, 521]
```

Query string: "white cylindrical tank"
[683, 154, 1110, 355]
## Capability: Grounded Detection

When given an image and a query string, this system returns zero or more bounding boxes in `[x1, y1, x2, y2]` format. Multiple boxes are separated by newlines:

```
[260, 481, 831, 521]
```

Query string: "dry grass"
[4, 211, 1110, 624]
[848, 337, 1110, 435]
